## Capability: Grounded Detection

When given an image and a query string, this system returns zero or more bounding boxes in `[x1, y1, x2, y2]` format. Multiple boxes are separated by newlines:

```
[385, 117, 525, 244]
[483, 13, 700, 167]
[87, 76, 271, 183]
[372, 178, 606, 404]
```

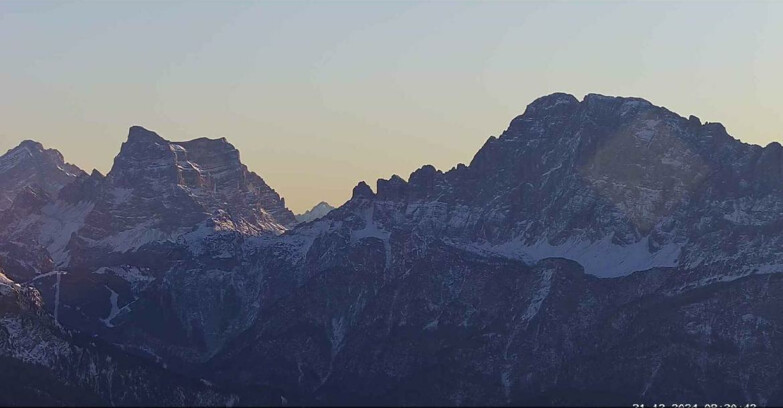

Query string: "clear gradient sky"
[1, 1, 781, 212]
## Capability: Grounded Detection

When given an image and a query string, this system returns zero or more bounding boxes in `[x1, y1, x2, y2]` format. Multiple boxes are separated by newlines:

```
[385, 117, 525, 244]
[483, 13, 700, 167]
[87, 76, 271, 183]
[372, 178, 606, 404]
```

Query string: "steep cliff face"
[207, 191, 783, 406]
[2, 94, 783, 406]
[0, 126, 295, 274]
[79, 126, 294, 244]
[0, 126, 298, 370]
[0, 141, 85, 282]
[0, 269, 242, 406]
[104, 126, 295, 236]
[200, 93, 783, 404]
[0, 140, 84, 211]
[346, 93, 783, 278]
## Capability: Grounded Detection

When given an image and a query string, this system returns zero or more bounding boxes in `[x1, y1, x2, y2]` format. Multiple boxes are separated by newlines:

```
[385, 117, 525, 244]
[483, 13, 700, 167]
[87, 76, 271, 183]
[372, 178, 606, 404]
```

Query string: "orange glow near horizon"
[1, 1, 781, 212]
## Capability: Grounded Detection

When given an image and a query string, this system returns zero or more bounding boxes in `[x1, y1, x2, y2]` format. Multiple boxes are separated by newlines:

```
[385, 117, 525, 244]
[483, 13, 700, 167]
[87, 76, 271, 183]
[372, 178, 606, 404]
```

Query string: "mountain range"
[2, 93, 782, 406]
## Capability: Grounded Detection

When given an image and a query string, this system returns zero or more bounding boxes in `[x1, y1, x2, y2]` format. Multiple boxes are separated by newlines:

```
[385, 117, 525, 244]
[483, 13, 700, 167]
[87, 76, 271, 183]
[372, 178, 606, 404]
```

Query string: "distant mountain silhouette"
[295, 201, 335, 224]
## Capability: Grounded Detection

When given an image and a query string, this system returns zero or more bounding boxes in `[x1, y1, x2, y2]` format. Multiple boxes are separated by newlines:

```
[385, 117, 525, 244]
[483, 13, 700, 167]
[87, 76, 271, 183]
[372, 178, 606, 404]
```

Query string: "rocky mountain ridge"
[2, 93, 783, 405]
[0, 126, 295, 278]
[295, 201, 335, 224]
[0, 140, 84, 211]
[344, 93, 783, 278]
[0, 127, 301, 378]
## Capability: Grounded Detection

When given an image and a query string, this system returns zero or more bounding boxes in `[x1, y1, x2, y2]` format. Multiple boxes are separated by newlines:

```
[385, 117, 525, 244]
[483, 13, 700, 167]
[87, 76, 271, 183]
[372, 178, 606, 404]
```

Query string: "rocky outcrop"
[0, 126, 296, 270]
[3, 94, 783, 405]
[0, 140, 84, 211]
[201, 93, 783, 404]
[209, 223, 783, 406]
[0, 126, 299, 370]
[335, 93, 783, 278]
[97, 125, 295, 239]
[0, 269, 242, 406]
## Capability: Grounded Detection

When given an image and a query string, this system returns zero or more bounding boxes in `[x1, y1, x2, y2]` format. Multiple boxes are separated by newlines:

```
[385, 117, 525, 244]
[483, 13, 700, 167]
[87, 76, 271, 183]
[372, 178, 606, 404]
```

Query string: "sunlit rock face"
[199, 93, 783, 405]
[0, 126, 298, 370]
[0, 126, 296, 271]
[344, 93, 783, 279]
[99, 125, 295, 240]
[4, 95, 783, 405]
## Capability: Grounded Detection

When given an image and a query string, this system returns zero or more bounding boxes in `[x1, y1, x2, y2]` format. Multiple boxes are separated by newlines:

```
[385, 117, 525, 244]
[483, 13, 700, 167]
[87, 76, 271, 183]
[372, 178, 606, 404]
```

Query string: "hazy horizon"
[2, 1, 781, 213]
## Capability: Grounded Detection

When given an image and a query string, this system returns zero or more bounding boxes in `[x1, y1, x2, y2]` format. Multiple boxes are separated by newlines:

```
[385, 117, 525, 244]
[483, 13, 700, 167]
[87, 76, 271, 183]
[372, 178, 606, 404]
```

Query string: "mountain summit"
[0, 140, 85, 210]
[295, 201, 335, 223]
[0, 126, 296, 277]
[102, 125, 296, 234]
[3, 95, 783, 405]
[348, 92, 783, 277]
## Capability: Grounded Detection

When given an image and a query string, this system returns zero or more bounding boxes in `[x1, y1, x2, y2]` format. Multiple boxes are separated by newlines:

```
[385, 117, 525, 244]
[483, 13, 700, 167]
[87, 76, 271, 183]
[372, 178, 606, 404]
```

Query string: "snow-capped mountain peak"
[295, 201, 335, 224]
[0, 139, 85, 211]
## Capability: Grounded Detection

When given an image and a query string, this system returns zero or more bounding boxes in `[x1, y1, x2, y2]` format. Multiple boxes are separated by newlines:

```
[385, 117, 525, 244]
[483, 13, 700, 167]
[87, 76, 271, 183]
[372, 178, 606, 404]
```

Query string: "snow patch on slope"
[0, 146, 33, 172]
[464, 235, 682, 278]
[94, 220, 184, 253]
[99, 285, 130, 328]
[670, 263, 783, 294]
[520, 268, 554, 325]
[37, 201, 94, 267]
[94, 266, 154, 293]
[262, 217, 344, 264]
[351, 207, 392, 270]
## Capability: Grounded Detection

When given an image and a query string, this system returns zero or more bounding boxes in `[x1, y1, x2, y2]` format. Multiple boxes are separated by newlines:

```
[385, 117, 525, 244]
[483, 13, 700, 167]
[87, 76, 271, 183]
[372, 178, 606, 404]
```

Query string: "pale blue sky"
[1, 1, 781, 212]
